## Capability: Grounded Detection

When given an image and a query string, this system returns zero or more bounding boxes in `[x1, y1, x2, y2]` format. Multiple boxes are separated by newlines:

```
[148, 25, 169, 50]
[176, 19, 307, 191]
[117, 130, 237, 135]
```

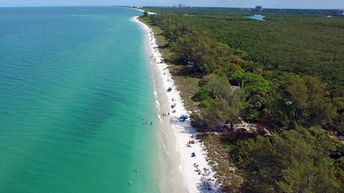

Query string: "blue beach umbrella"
[179, 114, 188, 122]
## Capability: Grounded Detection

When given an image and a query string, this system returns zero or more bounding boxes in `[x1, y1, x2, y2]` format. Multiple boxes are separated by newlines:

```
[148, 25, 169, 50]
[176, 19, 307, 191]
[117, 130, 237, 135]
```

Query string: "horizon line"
[0, 5, 342, 10]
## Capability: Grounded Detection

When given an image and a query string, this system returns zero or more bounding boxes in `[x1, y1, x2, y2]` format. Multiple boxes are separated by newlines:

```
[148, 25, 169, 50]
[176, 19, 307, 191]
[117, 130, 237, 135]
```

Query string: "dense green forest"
[140, 8, 344, 193]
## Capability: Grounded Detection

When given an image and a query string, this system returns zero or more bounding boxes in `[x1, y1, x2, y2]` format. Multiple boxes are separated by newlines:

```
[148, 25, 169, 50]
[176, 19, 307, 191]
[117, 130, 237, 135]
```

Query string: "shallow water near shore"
[0, 7, 159, 193]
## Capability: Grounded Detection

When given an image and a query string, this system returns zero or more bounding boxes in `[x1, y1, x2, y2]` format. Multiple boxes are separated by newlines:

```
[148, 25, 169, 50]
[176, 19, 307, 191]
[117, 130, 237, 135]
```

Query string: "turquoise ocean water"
[0, 7, 159, 193]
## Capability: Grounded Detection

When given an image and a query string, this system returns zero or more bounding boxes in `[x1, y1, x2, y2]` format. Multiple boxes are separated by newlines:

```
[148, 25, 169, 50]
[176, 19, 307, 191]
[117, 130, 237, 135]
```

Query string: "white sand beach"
[133, 16, 221, 193]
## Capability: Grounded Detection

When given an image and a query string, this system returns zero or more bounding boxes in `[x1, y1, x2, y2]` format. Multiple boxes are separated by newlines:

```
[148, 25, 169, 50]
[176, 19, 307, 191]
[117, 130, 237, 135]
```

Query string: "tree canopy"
[237, 127, 342, 193]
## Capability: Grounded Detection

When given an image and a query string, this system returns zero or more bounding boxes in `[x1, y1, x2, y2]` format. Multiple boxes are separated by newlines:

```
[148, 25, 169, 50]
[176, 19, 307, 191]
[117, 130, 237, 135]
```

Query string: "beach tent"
[179, 114, 188, 122]
[167, 87, 172, 92]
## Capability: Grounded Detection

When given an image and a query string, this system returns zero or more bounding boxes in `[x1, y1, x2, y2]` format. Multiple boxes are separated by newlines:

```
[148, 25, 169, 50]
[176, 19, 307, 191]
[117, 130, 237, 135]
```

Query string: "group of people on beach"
[194, 163, 213, 178]
[186, 139, 196, 148]
[188, 134, 217, 191]
[194, 163, 216, 191]
[161, 112, 170, 117]
[161, 98, 177, 118]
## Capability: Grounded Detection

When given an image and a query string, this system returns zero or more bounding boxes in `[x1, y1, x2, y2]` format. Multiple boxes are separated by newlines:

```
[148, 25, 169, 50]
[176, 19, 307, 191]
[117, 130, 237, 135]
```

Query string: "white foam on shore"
[133, 16, 221, 193]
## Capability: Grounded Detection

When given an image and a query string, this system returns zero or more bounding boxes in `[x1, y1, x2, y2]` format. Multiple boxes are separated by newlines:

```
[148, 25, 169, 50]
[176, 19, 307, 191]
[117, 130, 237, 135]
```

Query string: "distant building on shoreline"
[255, 6, 263, 12]
[337, 9, 344, 16]
[172, 4, 187, 8]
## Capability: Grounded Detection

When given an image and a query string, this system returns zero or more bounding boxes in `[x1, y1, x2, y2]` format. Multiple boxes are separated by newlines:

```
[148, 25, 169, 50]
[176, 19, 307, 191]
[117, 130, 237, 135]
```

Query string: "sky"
[0, 0, 343, 9]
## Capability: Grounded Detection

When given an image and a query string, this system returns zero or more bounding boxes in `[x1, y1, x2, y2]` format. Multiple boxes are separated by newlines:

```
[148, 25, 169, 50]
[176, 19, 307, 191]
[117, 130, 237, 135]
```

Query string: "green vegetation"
[234, 127, 343, 193]
[140, 8, 344, 193]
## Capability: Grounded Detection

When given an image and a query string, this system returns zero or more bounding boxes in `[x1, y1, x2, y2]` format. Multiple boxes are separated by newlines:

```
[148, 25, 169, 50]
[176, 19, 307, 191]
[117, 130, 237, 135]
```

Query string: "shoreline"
[133, 16, 220, 193]
[131, 7, 157, 15]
